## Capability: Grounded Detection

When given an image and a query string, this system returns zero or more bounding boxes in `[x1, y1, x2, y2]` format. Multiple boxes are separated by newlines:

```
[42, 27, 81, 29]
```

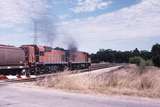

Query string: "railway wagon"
[0, 45, 26, 75]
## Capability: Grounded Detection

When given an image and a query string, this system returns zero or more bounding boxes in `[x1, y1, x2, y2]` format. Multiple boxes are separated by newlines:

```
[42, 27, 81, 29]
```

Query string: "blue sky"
[0, 0, 160, 53]
[53, 0, 139, 20]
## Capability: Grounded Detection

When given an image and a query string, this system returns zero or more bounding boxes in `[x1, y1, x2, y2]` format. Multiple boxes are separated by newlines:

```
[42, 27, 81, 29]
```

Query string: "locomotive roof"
[21, 44, 89, 54]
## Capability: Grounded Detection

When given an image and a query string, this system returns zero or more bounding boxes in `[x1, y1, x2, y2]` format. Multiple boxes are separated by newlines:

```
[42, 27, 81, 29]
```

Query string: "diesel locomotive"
[0, 44, 91, 75]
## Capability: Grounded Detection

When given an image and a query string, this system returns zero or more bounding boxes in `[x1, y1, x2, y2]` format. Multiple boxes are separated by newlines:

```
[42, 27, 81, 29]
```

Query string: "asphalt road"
[0, 83, 160, 107]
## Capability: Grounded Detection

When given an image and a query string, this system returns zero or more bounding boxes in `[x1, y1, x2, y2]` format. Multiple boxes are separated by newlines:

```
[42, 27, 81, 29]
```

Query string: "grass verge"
[36, 65, 160, 98]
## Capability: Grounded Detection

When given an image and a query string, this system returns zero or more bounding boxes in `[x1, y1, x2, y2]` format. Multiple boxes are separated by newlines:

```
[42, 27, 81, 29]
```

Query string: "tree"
[91, 54, 99, 63]
[132, 48, 140, 56]
[54, 47, 65, 51]
[151, 44, 160, 67]
[140, 50, 152, 60]
[91, 48, 152, 64]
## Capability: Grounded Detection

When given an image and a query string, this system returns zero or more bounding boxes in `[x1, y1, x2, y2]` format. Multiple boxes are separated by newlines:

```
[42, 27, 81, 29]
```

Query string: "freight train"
[0, 44, 91, 76]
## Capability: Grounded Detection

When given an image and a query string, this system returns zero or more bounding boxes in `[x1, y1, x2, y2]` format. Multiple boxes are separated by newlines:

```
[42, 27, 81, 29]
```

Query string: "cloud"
[58, 0, 160, 52]
[0, 0, 50, 27]
[0, 0, 57, 46]
[72, 0, 112, 13]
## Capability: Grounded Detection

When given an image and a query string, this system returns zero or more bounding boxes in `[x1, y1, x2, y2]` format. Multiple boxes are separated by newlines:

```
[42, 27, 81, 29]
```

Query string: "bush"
[129, 57, 151, 74]
[145, 60, 153, 66]
[129, 56, 145, 66]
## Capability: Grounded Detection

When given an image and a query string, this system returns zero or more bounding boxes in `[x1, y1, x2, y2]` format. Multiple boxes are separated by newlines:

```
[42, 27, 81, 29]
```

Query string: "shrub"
[129, 56, 149, 74]
[145, 60, 153, 66]
[129, 56, 145, 66]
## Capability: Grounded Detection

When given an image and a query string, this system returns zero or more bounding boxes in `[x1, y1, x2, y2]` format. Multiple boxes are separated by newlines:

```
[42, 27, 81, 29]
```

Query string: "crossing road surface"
[0, 83, 160, 107]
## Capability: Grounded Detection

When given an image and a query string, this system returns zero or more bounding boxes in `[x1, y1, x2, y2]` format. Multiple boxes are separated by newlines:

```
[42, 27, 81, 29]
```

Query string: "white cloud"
[58, 0, 160, 52]
[73, 0, 112, 13]
[0, 0, 56, 46]
[0, 0, 50, 27]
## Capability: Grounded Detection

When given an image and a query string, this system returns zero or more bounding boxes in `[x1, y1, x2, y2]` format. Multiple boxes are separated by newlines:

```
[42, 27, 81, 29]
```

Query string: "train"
[0, 44, 91, 76]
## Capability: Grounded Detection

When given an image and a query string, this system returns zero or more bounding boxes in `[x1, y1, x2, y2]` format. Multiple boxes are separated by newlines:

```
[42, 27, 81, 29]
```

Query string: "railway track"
[0, 72, 72, 84]
[90, 63, 119, 71]
[0, 63, 121, 83]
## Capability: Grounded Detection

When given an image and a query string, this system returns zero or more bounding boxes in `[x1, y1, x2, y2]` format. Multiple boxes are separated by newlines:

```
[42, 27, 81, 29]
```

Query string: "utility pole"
[33, 19, 38, 45]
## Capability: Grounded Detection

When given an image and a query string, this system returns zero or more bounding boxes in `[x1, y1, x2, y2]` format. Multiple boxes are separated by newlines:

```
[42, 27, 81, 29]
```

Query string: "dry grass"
[36, 65, 160, 98]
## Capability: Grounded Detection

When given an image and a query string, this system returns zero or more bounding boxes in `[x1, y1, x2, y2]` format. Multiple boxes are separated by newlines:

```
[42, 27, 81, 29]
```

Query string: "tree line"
[91, 44, 160, 67]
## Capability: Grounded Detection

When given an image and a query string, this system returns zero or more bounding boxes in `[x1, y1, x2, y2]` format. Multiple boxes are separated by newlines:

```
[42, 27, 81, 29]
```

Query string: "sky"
[0, 0, 160, 53]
